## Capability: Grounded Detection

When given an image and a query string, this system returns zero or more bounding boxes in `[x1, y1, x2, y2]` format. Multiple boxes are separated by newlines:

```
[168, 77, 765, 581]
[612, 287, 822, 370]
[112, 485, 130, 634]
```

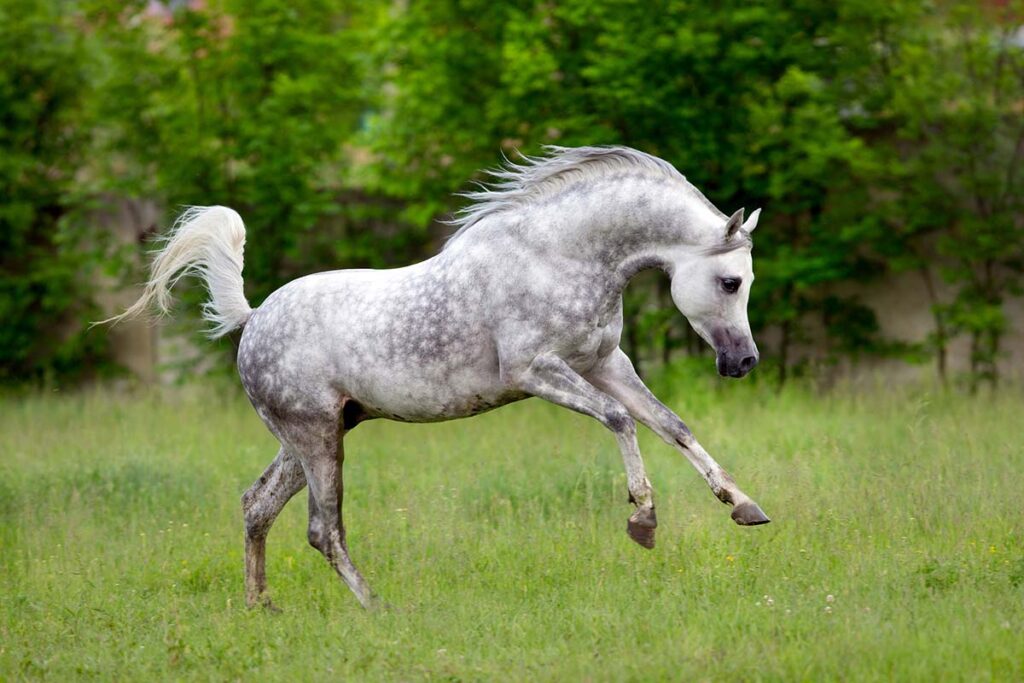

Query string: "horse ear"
[742, 208, 761, 233]
[725, 208, 745, 239]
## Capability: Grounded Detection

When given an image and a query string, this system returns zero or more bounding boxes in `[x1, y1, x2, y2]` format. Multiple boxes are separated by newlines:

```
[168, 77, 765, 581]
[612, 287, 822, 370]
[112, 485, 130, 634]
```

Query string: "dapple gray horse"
[107, 146, 768, 609]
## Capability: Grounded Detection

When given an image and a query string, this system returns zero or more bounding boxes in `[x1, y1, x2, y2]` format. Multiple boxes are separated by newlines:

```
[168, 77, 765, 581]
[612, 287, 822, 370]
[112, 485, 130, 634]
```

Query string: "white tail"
[98, 206, 253, 338]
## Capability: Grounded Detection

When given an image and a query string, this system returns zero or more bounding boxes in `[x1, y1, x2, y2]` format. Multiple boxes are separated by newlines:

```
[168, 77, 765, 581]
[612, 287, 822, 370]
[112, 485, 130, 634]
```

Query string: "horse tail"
[98, 206, 253, 339]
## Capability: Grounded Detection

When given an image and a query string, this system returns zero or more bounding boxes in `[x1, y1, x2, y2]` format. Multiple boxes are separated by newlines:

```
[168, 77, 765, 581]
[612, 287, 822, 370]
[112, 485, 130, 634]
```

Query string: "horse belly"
[347, 358, 524, 423]
[337, 315, 519, 421]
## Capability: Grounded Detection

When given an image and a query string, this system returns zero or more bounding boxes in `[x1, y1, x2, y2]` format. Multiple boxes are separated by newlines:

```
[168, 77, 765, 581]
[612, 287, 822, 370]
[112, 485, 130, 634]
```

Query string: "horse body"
[238, 264, 520, 424]
[107, 146, 770, 609]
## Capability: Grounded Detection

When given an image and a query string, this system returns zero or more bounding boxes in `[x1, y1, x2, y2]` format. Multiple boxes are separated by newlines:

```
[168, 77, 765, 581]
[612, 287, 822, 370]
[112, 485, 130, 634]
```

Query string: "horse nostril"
[740, 355, 758, 371]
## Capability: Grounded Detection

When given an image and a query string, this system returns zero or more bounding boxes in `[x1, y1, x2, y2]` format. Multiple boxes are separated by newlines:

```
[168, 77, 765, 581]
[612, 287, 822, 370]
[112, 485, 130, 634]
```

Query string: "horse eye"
[721, 277, 741, 294]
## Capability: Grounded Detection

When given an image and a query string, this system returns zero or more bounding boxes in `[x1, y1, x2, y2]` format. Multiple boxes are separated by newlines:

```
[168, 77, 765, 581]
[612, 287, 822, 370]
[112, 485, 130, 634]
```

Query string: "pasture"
[1, 370, 1022, 680]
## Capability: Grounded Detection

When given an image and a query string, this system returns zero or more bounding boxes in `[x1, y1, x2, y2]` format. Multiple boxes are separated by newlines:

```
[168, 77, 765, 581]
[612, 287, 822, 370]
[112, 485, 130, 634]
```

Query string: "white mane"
[444, 145, 727, 249]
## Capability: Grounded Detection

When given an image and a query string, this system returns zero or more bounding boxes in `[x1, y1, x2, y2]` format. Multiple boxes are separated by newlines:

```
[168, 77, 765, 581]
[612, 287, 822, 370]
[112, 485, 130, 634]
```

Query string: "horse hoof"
[249, 595, 282, 613]
[627, 520, 656, 548]
[627, 507, 657, 549]
[366, 597, 393, 613]
[731, 502, 771, 526]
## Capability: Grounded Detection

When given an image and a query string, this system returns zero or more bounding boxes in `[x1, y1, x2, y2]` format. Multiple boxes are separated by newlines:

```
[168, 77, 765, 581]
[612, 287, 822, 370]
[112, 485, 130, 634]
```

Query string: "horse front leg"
[585, 348, 770, 526]
[509, 352, 658, 548]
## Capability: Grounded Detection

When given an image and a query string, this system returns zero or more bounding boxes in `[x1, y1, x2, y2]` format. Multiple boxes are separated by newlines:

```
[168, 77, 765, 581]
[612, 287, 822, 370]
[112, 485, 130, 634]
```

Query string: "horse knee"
[241, 482, 259, 513]
[242, 489, 268, 540]
[307, 519, 327, 553]
[604, 404, 634, 434]
[307, 526, 323, 552]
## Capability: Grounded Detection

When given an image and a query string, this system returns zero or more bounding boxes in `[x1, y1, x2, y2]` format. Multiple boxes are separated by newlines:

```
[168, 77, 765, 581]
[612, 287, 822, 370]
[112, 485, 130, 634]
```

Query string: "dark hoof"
[627, 507, 657, 549]
[731, 502, 771, 526]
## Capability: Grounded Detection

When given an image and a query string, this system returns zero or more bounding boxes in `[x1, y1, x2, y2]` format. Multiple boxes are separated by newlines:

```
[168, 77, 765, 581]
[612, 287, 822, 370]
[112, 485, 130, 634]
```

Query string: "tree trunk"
[778, 319, 790, 389]
[919, 267, 948, 386]
[969, 332, 980, 394]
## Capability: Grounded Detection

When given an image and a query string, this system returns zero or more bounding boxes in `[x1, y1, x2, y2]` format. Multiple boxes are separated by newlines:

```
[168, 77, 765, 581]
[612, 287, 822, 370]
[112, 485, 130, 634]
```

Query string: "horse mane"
[704, 230, 753, 256]
[444, 145, 729, 249]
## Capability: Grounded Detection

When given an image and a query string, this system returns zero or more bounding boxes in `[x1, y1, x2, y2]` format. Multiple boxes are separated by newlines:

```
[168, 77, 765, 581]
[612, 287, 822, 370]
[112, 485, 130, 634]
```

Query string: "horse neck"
[523, 174, 719, 285]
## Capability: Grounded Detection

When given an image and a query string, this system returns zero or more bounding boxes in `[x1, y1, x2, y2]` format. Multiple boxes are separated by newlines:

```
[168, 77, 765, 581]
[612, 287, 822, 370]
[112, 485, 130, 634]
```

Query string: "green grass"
[1, 372, 1022, 681]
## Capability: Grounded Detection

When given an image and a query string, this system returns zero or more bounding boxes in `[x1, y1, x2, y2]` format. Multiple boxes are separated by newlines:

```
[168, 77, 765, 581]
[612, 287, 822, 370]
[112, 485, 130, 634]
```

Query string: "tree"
[0, 0, 109, 382]
[363, 0, 900, 381]
[891, 3, 1024, 388]
[87, 0, 374, 305]
[841, 0, 1024, 388]
[3, 0, 1019, 386]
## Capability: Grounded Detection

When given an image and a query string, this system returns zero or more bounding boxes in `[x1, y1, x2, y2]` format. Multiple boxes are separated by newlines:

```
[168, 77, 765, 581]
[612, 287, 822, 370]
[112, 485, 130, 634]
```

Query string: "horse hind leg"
[266, 395, 377, 609]
[242, 446, 306, 608]
[303, 426, 378, 610]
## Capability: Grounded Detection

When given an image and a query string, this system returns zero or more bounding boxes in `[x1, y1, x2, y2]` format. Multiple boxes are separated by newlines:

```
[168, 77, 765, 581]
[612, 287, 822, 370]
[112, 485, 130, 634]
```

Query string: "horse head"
[669, 207, 761, 378]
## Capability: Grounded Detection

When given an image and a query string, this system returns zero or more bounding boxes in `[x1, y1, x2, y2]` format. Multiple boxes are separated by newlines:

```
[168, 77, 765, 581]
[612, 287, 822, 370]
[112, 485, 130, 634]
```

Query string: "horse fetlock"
[714, 486, 736, 506]
[630, 504, 657, 527]
[244, 551, 272, 611]
[710, 469, 743, 505]
[627, 491, 651, 507]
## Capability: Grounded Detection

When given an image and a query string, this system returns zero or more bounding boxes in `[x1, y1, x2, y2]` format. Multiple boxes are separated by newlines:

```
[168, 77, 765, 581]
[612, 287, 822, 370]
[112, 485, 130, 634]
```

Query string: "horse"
[104, 146, 769, 610]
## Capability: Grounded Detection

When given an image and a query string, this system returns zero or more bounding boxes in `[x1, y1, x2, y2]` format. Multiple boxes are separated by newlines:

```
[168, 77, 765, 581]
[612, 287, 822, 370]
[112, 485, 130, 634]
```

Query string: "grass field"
[1, 369, 1023, 680]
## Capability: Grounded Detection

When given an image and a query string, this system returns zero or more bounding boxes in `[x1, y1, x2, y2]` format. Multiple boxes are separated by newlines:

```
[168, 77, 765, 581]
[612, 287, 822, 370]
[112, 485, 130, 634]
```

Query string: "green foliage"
[895, 7, 1024, 388]
[360, 0, 951, 382]
[843, 0, 1024, 387]
[358, 0, 1024, 386]
[1, 0, 1021, 385]
[85, 0, 374, 302]
[0, 0, 110, 382]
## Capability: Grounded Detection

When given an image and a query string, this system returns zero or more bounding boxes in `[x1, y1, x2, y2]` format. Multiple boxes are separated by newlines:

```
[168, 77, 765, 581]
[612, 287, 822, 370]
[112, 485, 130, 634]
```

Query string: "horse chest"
[556, 309, 623, 373]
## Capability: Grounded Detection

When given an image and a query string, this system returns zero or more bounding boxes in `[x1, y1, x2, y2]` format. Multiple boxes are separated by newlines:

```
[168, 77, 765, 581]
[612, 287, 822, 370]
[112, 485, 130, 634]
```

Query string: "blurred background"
[2, 0, 1022, 390]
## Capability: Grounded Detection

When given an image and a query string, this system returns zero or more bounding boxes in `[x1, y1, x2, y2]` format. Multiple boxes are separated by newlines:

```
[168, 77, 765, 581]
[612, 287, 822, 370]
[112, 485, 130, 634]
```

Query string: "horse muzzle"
[716, 351, 758, 378]
[711, 328, 759, 378]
